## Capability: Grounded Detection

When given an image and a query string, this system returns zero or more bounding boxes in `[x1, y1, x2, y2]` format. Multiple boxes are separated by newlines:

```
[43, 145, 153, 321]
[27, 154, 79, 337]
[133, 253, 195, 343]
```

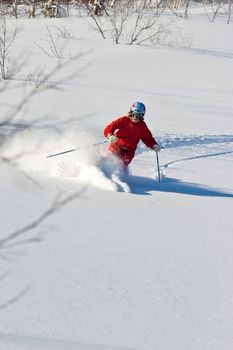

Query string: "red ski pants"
[108, 143, 135, 168]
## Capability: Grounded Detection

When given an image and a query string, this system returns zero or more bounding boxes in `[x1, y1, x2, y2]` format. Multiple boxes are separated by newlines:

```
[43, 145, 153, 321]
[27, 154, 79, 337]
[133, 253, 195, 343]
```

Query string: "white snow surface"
[0, 8, 233, 350]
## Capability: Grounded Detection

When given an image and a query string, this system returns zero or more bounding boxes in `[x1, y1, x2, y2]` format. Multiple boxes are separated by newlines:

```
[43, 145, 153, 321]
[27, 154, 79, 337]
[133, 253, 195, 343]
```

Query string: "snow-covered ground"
[0, 6, 233, 350]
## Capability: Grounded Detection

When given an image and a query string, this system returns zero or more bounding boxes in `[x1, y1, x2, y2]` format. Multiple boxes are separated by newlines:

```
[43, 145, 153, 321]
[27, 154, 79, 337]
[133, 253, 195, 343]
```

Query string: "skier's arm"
[141, 125, 158, 149]
[104, 121, 115, 139]
[140, 125, 162, 152]
[103, 117, 123, 139]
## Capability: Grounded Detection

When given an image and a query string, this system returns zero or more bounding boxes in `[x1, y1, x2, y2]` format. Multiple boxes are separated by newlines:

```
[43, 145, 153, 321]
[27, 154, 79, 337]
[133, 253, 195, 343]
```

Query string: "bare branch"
[89, 15, 106, 39]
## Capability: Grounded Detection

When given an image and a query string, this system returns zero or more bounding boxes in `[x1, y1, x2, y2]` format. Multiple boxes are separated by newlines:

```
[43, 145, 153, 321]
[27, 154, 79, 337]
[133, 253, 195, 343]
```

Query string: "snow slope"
[0, 8, 233, 350]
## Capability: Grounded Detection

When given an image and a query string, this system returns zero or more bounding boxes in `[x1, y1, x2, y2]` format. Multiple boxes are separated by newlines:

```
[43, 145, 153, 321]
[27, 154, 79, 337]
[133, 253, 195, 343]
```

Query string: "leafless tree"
[184, 0, 191, 19]
[210, 0, 223, 22]
[0, 15, 19, 80]
[108, 0, 131, 44]
[202, 0, 225, 22]
[128, 1, 167, 45]
[166, 0, 191, 19]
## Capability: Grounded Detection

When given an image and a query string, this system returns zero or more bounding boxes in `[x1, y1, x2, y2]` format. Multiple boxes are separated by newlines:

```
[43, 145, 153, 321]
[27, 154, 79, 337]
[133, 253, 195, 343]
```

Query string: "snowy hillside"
[0, 6, 233, 350]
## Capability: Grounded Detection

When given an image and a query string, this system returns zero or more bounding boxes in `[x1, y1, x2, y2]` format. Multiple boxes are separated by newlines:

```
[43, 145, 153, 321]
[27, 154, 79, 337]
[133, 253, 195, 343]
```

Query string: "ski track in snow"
[161, 149, 233, 175]
[136, 134, 233, 155]
[159, 134, 233, 149]
[137, 133, 233, 186]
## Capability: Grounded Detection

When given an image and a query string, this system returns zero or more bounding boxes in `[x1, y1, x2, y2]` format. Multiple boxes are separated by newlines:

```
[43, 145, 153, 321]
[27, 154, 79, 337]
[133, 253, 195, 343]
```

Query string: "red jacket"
[104, 115, 157, 152]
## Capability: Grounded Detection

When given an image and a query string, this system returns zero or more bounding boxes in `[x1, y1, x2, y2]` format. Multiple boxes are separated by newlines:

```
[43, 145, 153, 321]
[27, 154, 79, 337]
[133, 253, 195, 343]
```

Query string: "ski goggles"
[130, 112, 144, 122]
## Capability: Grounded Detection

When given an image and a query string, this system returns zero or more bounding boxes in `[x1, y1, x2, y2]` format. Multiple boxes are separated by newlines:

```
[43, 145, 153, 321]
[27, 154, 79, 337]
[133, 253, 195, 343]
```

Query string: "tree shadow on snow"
[128, 175, 233, 198]
[0, 332, 137, 350]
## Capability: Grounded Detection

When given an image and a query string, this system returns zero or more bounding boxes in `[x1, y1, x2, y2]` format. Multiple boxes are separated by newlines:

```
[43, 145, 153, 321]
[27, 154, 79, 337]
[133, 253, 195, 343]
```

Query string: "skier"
[104, 102, 162, 168]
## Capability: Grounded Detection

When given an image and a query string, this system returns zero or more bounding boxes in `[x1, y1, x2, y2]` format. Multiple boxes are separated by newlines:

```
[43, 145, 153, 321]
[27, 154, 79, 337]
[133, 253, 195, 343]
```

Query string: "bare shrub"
[55, 25, 73, 39]
[104, 0, 170, 46]
[28, 67, 56, 88]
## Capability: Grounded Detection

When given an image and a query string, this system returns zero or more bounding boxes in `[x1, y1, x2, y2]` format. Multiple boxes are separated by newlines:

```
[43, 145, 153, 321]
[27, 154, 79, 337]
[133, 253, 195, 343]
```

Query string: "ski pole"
[156, 151, 161, 183]
[46, 141, 107, 158]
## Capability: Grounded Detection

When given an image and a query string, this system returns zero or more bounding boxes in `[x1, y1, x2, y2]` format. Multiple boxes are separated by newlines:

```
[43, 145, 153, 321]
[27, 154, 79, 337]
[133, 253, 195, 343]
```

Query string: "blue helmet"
[130, 102, 146, 116]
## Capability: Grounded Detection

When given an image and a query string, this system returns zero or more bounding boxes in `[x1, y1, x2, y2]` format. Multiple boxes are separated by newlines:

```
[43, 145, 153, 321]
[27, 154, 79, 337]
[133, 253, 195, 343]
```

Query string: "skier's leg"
[121, 150, 134, 168]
